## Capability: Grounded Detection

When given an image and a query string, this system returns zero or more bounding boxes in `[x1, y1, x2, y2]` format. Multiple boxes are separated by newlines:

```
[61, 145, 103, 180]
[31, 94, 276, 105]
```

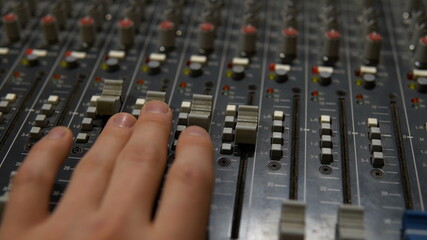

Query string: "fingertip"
[107, 113, 137, 128]
[182, 126, 210, 137]
[46, 126, 72, 140]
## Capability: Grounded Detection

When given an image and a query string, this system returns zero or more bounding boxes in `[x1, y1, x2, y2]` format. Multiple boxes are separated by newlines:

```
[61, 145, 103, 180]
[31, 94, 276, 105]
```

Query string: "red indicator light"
[269, 63, 275, 71]
[411, 98, 419, 104]
[223, 85, 230, 91]
[266, 88, 274, 94]
[354, 69, 361, 77]
[311, 91, 319, 97]
[13, 72, 20, 77]
[137, 79, 144, 85]
[356, 94, 364, 100]
[54, 74, 61, 79]
[95, 77, 102, 82]
[179, 82, 187, 88]
[26, 48, 33, 55]
[312, 66, 319, 74]
[227, 62, 233, 69]
[407, 71, 414, 80]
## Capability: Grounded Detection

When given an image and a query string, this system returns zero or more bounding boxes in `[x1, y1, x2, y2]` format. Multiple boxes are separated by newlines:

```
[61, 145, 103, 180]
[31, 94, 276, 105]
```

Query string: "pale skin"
[0, 100, 214, 240]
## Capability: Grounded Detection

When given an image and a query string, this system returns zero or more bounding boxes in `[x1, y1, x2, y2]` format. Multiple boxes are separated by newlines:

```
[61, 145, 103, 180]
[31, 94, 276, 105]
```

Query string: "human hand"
[0, 101, 214, 240]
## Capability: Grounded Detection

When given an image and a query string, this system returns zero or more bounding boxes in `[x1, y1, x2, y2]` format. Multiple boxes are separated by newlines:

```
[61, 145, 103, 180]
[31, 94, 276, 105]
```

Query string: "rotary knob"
[319, 71, 332, 86]
[323, 29, 340, 65]
[159, 21, 176, 51]
[202, 8, 221, 26]
[3, 13, 21, 42]
[275, 68, 289, 83]
[232, 65, 245, 80]
[240, 25, 257, 55]
[363, 74, 376, 89]
[51, 2, 67, 29]
[148, 60, 161, 75]
[13, 1, 30, 27]
[417, 77, 427, 93]
[414, 36, 427, 69]
[119, 18, 135, 48]
[41, 15, 60, 44]
[147, 61, 161, 75]
[80, 16, 96, 46]
[163, 7, 182, 26]
[25, 53, 39, 67]
[198, 22, 215, 53]
[63, 55, 79, 69]
[125, 5, 143, 29]
[189, 63, 203, 77]
[105, 58, 120, 72]
[88, 4, 104, 30]
[363, 32, 382, 66]
[281, 27, 298, 63]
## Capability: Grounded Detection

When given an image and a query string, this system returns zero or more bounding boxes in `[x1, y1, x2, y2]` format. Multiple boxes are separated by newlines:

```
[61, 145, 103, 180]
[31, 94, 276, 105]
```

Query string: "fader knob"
[240, 25, 257, 55]
[323, 30, 340, 64]
[79, 17, 96, 45]
[3, 13, 21, 42]
[159, 21, 176, 51]
[363, 74, 376, 89]
[414, 36, 427, 69]
[281, 27, 298, 61]
[41, 15, 60, 44]
[198, 22, 215, 53]
[232, 65, 245, 80]
[13, 1, 30, 27]
[363, 32, 382, 65]
[417, 77, 427, 93]
[119, 18, 135, 48]
[51, 2, 67, 29]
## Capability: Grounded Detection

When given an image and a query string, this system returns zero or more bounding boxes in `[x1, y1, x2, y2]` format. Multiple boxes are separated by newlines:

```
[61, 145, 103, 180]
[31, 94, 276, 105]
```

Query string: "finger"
[101, 101, 172, 223]
[54, 113, 136, 219]
[3, 127, 73, 229]
[153, 126, 214, 239]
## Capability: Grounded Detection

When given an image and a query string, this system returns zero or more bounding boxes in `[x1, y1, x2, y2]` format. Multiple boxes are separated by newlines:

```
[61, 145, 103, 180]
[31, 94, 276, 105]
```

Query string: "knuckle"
[169, 164, 213, 189]
[85, 216, 125, 240]
[120, 147, 166, 167]
[14, 164, 50, 187]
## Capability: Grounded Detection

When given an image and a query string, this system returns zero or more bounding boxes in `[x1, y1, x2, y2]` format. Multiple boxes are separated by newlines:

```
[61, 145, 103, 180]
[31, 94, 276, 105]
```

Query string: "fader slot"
[339, 97, 351, 204]
[390, 101, 414, 210]
[289, 95, 300, 200]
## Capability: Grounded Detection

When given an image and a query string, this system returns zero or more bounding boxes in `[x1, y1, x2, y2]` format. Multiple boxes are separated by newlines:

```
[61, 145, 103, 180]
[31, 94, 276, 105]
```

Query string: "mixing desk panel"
[0, 0, 427, 239]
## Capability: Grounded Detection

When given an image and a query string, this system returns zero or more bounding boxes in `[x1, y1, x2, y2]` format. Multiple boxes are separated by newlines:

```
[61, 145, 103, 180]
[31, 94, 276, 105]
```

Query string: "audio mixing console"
[0, 0, 427, 239]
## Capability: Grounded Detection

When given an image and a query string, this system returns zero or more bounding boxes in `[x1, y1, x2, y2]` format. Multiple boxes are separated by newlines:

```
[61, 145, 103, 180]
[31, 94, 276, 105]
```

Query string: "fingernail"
[143, 101, 169, 114]
[47, 127, 67, 139]
[112, 114, 136, 128]
[184, 126, 209, 137]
